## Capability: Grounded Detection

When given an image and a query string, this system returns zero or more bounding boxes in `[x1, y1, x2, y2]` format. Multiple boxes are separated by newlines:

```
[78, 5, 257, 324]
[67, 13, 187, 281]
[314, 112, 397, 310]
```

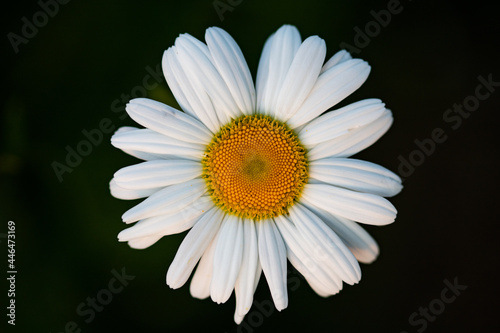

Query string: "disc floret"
[202, 115, 308, 220]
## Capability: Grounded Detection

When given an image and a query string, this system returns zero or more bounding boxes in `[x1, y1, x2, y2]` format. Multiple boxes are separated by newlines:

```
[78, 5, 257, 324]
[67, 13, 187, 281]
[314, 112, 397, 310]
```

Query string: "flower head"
[110, 24, 402, 324]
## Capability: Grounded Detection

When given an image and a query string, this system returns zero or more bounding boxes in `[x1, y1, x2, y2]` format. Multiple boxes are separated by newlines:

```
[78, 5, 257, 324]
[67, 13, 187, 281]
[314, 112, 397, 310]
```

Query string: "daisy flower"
[110, 24, 402, 323]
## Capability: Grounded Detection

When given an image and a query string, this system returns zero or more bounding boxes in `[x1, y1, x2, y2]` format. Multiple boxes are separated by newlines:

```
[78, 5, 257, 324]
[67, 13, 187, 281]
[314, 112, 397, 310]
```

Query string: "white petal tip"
[166, 279, 182, 290]
[117, 229, 132, 242]
[210, 295, 230, 305]
[190, 293, 209, 300]
[234, 313, 244, 325]
[276, 303, 287, 312]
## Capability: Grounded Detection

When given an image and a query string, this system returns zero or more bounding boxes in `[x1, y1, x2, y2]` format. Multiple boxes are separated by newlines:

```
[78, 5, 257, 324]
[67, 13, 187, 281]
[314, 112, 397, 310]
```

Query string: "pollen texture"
[202, 115, 308, 219]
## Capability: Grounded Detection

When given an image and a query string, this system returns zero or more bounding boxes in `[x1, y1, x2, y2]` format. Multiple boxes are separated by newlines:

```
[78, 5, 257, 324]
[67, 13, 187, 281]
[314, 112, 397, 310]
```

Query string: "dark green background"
[2, 0, 499, 332]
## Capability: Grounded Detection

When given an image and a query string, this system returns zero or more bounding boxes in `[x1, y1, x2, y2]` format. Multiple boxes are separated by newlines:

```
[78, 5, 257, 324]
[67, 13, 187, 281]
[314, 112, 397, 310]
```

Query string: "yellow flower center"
[202, 115, 308, 220]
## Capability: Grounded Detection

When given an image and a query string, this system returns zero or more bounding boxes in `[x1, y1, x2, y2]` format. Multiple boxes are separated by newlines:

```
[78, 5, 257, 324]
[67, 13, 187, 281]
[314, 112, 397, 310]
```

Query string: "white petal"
[171, 38, 230, 127]
[163, 47, 219, 131]
[118, 196, 213, 241]
[234, 218, 259, 323]
[127, 234, 163, 249]
[206, 27, 255, 115]
[304, 203, 379, 264]
[126, 98, 212, 144]
[256, 25, 301, 116]
[190, 231, 219, 299]
[302, 183, 397, 225]
[308, 110, 393, 161]
[288, 204, 361, 285]
[109, 179, 161, 200]
[287, 59, 371, 129]
[258, 219, 288, 311]
[255, 32, 273, 115]
[298, 99, 387, 146]
[161, 48, 194, 118]
[274, 36, 326, 121]
[111, 126, 186, 161]
[114, 126, 137, 133]
[116, 148, 175, 161]
[234, 308, 245, 325]
[309, 158, 403, 197]
[234, 263, 262, 324]
[175, 33, 243, 123]
[274, 215, 341, 296]
[121, 178, 206, 223]
[112, 128, 205, 161]
[161, 37, 208, 120]
[112, 126, 205, 150]
[320, 50, 352, 74]
[167, 207, 224, 289]
[286, 250, 337, 297]
[113, 160, 201, 190]
[211, 215, 244, 304]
